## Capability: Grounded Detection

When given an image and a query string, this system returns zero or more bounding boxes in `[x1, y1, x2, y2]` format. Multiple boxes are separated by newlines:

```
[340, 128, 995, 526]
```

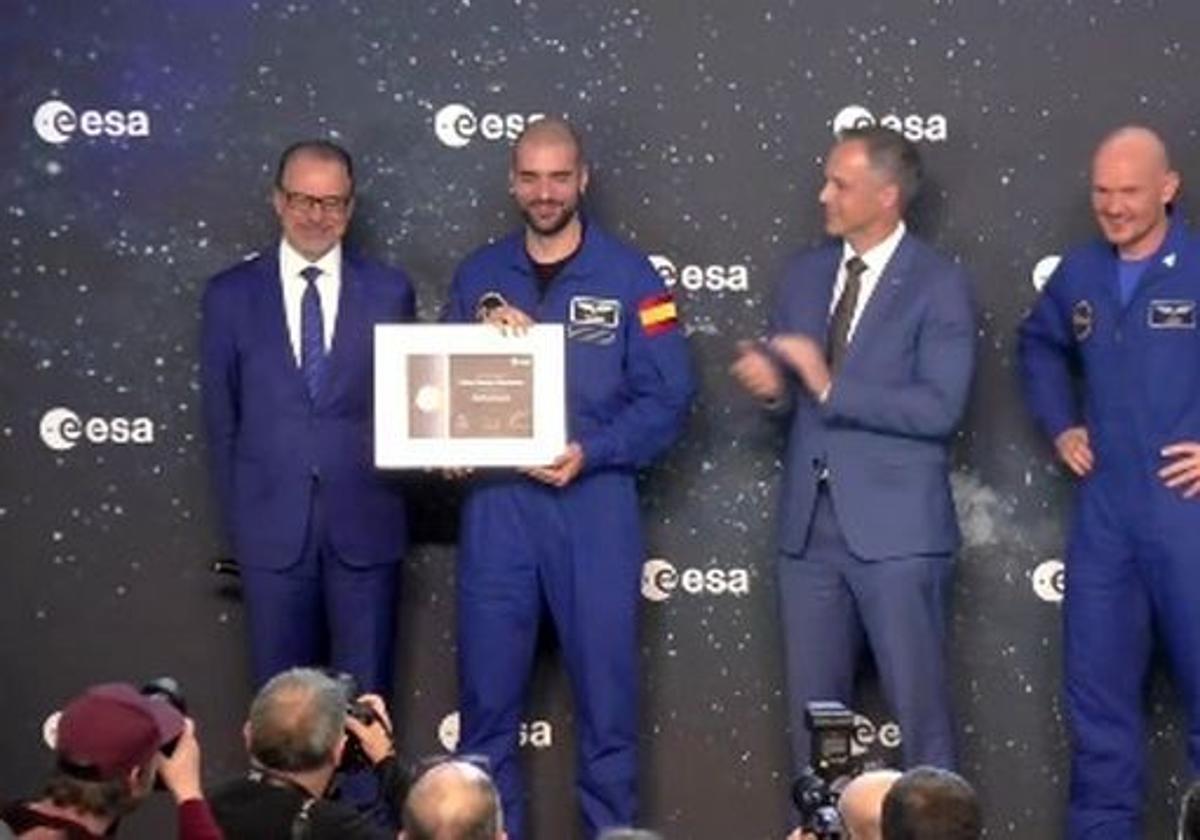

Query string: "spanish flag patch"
[638, 292, 679, 336]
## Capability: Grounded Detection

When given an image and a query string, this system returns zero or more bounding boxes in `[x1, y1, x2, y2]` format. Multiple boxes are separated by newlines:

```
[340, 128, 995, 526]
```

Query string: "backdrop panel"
[3, 2, 1199, 837]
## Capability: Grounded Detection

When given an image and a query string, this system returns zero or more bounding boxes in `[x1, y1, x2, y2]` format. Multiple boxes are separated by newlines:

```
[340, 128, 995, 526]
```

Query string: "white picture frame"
[374, 323, 566, 468]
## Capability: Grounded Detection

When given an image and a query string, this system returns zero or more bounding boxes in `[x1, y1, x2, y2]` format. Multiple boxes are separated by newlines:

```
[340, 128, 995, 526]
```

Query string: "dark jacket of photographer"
[209, 756, 408, 840]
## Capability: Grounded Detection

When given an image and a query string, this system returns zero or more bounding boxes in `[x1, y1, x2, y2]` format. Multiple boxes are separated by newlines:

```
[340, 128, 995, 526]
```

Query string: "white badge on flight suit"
[1148, 299, 1197, 329]
[568, 296, 621, 345]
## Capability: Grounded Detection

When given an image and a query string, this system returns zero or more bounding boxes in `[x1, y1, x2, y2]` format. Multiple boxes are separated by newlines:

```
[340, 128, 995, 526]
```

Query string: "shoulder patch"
[638, 292, 679, 336]
[1072, 300, 1093, 341]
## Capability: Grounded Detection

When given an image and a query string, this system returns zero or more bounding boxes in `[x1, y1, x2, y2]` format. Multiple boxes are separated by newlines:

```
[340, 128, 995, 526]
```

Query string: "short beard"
[521, 202, 578, 237]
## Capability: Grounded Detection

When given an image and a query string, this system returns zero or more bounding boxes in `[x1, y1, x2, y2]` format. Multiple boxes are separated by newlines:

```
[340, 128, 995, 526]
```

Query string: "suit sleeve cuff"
[576, 432, 614, 472]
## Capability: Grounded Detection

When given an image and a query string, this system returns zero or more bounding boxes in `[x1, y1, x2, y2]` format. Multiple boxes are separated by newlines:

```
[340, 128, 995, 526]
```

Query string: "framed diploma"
[374, 323, 567, 468]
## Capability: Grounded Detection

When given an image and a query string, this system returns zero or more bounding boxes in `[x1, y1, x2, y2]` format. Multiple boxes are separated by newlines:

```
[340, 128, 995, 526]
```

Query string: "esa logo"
[1031, 558, 1065, 603]
[33, 99, 150, 145]
[832, 104, 948, 143]
[641, 558, 750, 602]
[648, 255, 749, 294]
[851, 714, 902, 756]
[39, 407, 155, 451]
[1031, 255, 1061, 292]
[438, 711, 552, 752]
[42, 709, 62, 752]
[433, 103, 544, 148]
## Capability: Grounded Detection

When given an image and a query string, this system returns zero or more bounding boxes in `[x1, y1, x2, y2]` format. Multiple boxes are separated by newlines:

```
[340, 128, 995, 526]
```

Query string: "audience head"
[838, 769, 903, 840]
[881, 766, 980, 840]
[401, 759, 505, 840]
[46, 682, 184, 820]
[246, 667, 348, 774]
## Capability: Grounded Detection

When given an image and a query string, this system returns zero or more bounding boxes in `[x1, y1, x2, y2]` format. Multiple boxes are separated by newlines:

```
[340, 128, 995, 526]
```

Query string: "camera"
[140, 677, 187, 791]
[323, 670, 392, 772]
[791, 701, 864, 839]
[140, 677, 187, 758]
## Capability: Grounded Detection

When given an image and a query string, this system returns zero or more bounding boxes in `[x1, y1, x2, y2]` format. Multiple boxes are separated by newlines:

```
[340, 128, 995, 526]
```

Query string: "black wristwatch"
[475, 291, 507, 322]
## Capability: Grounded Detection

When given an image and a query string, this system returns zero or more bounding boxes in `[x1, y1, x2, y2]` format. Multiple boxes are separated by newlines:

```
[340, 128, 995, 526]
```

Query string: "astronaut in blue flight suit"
[1019, 126, 1200, 839]
[443, 117, 694, 840]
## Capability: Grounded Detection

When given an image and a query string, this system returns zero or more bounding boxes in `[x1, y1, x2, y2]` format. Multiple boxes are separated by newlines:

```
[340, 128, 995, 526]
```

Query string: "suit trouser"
[1065, 485, 1200, 840]
[457, 474, 642, 840]
[238, 480, 402, 693]
[777, 485, 955, 775]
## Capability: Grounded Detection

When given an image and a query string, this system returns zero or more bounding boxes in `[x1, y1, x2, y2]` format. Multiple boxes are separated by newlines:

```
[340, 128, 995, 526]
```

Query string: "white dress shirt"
[830, 220, 907, 343]
[279, 239, 341, 364]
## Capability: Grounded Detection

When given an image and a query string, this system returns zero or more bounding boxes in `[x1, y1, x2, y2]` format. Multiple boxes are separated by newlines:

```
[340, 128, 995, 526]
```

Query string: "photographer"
[0, 682, 222, 839]
[209, 667, 408, 839]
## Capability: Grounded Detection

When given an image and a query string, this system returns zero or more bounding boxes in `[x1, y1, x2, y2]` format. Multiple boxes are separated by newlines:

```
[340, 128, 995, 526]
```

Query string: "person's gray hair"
[247, 668, 348, 773]
[835, 124, 923, 209]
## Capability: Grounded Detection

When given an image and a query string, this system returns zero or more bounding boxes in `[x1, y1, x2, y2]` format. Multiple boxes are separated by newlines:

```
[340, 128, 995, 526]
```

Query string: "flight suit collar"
[505, 214, 603, 282]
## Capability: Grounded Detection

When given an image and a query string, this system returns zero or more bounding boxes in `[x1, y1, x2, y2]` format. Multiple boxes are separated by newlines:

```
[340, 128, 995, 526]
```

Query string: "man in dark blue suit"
[732, 126, 976, 778]
[201, 140, 414, 693]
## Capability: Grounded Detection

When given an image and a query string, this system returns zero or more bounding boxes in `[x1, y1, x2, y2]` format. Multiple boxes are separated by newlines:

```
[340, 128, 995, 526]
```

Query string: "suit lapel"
[805, 248, 841, 342]
[842, 233, 915, 364]
[321, 254, 364, 405]
[255, 252, 309, 396]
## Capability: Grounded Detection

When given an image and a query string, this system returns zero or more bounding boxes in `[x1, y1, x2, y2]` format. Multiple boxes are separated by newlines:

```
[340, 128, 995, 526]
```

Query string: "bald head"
[1094, 125, 1171, 173]
[839, 770, 902, 840]
[1090, 125, 1180, 258]
[402, 761, 505, 840]
[512, 116, 585, 168]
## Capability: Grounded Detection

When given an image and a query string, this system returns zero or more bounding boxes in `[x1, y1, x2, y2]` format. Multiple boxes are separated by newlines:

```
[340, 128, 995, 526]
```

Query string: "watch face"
[475, 290, 508, 321]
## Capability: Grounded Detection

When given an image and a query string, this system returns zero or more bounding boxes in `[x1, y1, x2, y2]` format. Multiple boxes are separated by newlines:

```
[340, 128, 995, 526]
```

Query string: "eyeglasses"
[280, 189, 352, 215]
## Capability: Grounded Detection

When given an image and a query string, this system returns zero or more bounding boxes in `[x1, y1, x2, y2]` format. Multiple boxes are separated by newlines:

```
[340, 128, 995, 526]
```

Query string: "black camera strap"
[246, 766, 321, 840]
[291, 797, 318, 840]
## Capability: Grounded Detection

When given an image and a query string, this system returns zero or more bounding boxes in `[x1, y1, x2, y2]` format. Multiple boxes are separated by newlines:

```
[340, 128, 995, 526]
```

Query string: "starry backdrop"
[3, 1, 1200, 837]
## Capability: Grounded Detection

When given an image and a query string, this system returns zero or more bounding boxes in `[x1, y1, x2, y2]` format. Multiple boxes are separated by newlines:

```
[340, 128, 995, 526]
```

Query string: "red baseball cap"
[55, 683, 185, 780]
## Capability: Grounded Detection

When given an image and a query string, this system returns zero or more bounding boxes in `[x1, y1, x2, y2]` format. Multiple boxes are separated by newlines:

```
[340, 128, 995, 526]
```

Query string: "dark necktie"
[826, 255, 868, 370]
[300, 265, 325, 400]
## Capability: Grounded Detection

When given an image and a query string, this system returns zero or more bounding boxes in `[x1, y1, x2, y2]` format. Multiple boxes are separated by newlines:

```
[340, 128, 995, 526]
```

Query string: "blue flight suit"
[1019, 220, 1200, 839]
[444, 222, 695, 840]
